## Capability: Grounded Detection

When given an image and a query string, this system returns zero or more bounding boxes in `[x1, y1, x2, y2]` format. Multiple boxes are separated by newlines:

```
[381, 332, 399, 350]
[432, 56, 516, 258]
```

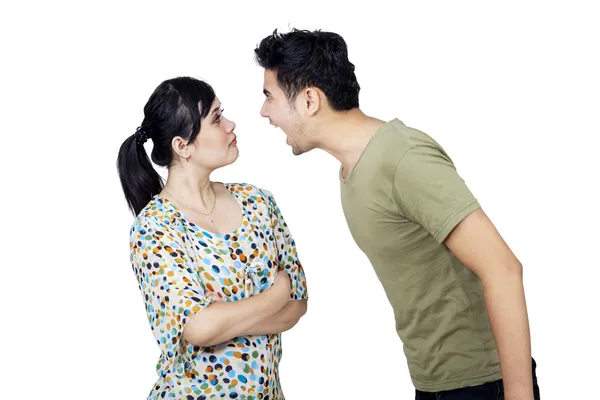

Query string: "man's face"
[260, 69, 308, 155]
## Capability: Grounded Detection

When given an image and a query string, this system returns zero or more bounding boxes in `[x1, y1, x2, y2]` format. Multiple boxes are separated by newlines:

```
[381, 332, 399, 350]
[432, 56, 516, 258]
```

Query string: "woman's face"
[185, 97, 239, 171]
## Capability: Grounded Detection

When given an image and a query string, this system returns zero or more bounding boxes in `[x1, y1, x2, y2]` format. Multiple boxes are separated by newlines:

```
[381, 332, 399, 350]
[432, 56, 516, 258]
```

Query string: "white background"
[2, 1, 598, 399]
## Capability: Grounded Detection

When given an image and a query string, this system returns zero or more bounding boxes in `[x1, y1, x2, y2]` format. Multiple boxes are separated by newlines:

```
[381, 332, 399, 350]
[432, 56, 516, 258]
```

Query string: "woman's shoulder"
[129, 196, 181, 237]
[221, 182, 275, 203]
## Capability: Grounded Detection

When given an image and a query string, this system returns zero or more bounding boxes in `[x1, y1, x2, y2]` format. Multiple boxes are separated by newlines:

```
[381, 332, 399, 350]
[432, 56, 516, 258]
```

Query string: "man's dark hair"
[254, 28, 360, 111]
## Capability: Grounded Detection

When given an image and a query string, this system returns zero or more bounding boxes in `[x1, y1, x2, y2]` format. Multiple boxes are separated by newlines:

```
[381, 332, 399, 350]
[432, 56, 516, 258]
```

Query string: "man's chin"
[292, 146, 305, 156]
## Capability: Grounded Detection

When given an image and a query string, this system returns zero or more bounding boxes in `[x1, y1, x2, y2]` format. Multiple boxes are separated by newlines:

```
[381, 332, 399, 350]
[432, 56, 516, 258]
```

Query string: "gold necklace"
[162, 186, 217, 227]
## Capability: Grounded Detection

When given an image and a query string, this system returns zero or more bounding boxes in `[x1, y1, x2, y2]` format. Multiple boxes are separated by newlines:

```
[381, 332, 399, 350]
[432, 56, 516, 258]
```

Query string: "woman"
[117, 77, 308, 400]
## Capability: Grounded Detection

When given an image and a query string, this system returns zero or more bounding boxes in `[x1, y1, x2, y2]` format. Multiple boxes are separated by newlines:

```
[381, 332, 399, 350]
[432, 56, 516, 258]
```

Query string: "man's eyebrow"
[263, 89, 271, 96]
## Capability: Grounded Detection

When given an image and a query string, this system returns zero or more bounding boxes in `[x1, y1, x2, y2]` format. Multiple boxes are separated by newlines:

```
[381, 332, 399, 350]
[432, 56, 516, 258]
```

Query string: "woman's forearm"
[243, 299, 308, 336]
[183, 273, 290, 346]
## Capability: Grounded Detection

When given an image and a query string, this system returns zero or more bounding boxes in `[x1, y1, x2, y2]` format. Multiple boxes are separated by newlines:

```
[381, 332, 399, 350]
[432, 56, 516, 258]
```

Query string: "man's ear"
[304, 87, 322, 116]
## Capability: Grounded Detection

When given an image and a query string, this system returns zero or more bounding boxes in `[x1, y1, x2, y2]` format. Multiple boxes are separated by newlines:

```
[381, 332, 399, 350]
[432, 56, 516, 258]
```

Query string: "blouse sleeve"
[261, 189, 309, 301]
[130, 216, 213, 356]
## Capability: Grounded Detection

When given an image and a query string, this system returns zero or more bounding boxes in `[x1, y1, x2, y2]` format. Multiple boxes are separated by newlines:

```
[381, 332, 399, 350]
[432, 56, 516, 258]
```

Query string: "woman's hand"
[205, 270, 290, 303]
[273, 270, 291, 296]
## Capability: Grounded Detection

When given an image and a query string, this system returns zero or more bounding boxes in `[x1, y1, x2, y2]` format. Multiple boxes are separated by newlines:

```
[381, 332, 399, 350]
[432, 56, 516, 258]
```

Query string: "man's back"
[339, 118, 501, 391]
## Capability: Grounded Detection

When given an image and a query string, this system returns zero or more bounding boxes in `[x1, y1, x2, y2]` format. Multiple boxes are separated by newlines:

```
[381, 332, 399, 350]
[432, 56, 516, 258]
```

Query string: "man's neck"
[315, 109, 386, 178]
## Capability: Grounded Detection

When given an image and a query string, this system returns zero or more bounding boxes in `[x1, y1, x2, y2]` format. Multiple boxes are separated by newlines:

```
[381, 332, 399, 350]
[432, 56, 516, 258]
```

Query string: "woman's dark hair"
[254, 28, 360, 111]
[117, 77, 216, 216]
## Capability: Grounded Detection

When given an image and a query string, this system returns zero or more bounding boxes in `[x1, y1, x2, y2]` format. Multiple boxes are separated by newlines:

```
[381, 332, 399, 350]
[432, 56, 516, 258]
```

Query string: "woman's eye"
[214, 109, 224, 124]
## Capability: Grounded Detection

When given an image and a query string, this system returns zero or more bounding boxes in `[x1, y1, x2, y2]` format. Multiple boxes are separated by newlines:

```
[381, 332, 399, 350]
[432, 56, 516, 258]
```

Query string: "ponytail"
[118, 77, 217, 216]
[117, 127, 164, 216]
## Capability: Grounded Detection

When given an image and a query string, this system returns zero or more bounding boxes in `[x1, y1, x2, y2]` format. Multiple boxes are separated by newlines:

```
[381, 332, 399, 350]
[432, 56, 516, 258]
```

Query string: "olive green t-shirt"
[339, 118, 502, 392]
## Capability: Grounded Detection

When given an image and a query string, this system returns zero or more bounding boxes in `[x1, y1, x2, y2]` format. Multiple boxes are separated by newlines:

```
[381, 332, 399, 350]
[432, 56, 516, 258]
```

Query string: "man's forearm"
[243, 299, 307, 336]
[483, 266, 533, 400]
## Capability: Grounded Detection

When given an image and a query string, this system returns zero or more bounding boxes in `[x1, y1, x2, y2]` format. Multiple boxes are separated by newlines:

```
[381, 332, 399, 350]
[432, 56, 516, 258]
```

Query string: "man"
[254, 28, 540, 399]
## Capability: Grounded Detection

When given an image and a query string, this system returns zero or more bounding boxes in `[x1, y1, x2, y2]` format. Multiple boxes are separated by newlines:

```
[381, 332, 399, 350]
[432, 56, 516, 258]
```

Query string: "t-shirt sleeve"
[392, 143, 480, 243]
[261, 189, 309, 301]
[130, 217, 213, 353]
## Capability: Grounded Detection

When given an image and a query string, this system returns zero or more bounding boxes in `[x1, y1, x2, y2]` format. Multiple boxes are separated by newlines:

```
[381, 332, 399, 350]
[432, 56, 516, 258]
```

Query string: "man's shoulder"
[361, 118, 423, 174]
[381, 117, 443, 148]
[378, 118, 453, 169]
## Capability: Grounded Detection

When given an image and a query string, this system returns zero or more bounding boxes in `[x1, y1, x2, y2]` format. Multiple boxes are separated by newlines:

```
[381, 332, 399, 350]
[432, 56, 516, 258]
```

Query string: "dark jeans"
[415, 358, 540, 399]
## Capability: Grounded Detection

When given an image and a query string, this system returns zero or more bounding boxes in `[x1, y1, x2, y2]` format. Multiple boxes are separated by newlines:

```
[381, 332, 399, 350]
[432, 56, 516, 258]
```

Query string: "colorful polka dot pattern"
[129, 183, 308, 399]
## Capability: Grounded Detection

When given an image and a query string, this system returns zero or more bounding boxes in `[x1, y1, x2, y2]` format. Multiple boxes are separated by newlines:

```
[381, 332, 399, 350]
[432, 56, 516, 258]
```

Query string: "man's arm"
[444, 207, 534, 400]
